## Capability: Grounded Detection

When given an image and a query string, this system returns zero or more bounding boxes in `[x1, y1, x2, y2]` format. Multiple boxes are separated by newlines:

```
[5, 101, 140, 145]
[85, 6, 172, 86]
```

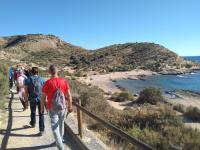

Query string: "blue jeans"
[49, 109, 66, 150]
[30, 101, 45, 131]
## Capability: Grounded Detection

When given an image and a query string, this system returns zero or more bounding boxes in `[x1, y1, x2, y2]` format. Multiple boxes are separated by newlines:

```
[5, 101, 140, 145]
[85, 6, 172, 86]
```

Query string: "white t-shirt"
[17, 74, 27, 99]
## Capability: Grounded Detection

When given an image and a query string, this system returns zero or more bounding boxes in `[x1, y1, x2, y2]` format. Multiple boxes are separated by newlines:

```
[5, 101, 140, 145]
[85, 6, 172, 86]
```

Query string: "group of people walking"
[9, 65, 73, 150]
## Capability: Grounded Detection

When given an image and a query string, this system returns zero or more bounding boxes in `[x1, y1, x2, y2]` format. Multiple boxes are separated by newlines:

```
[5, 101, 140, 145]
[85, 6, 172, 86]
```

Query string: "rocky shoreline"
[159, 67, 200, 75]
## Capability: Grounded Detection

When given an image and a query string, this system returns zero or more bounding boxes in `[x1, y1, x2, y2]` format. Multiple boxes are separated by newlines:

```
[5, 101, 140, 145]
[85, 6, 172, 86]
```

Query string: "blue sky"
[0, 0, 199, 56]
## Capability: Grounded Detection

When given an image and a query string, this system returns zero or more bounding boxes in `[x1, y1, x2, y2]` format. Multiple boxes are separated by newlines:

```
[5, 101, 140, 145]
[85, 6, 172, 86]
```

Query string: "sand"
[165, 91, 200, 130]
[78, 69, 155, 93]
[165, 91, 200, 109]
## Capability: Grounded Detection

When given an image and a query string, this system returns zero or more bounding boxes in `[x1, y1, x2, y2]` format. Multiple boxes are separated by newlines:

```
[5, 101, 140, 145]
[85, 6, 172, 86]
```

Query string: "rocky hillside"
[71, 43, 200, 73]
[0, 34, 199, 73]
[0, 34, 88, 67]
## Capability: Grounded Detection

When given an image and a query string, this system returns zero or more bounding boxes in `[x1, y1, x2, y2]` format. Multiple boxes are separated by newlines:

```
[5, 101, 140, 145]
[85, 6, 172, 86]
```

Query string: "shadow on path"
[0, 91, 14, 150]
[0, 125, 31, 132]
[1, 90, 78, 150]
[6, 142, 56, 150]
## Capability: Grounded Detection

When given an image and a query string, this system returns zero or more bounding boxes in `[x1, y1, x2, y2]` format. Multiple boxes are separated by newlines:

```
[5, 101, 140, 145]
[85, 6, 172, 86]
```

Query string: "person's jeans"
[30, 101, 45, 131]
[9, 77, 13, 89]
[49, 109, 66, 150]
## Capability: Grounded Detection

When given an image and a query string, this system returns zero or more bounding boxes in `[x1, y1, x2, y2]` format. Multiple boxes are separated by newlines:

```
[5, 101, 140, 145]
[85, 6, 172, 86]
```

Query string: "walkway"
[0, 90, 78, 150]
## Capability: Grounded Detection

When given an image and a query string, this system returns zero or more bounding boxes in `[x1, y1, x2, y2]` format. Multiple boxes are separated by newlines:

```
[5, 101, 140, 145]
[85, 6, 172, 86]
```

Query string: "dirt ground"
[0, 90, 77, 150]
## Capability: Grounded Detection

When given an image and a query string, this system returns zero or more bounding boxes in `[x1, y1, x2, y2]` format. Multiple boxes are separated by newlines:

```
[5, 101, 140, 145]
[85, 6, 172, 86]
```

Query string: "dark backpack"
[29, 76, 42, 102]
[52, 88, 66, 111]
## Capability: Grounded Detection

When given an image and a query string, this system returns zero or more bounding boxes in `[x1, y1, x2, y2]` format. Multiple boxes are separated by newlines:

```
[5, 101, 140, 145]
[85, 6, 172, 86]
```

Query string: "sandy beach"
[78, 69, 155, 93]
[165, 90, 200, 109]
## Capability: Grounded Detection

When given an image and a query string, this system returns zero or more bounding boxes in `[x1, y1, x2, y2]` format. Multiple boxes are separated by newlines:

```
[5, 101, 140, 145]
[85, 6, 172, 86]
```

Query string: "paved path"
[0, 90, 78, 150]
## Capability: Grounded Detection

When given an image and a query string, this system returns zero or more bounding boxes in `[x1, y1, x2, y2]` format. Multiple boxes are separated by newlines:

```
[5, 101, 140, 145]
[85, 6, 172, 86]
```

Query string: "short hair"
[31, 67, 39, 75]
[19, 69, 24, 74]
[49, 65, 58, 75]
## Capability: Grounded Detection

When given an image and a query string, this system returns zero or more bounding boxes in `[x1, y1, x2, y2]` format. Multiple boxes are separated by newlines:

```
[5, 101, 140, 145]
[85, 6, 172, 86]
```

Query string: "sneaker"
[39, 131, 44, 136]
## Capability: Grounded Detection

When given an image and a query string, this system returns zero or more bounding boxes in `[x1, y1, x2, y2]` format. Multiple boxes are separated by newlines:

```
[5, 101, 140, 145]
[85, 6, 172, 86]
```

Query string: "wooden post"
[77, 99, 83, 138]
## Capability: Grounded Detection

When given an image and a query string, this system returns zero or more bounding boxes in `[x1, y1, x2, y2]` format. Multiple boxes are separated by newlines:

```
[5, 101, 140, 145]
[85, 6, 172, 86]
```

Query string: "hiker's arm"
[40, 93, 46, 113]
[65, 89, 73, 112]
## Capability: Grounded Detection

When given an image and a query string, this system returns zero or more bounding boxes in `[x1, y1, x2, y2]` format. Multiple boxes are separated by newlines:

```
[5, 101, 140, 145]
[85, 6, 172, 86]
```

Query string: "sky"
[0, 0, 200, 56]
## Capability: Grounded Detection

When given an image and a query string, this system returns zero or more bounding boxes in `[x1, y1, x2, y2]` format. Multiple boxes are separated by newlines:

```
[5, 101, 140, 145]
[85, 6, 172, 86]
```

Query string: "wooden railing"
[73, 99, 153, 150]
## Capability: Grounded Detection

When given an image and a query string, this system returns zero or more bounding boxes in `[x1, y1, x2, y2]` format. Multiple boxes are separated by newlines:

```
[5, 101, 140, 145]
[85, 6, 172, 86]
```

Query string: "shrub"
[111, 91, 134, 102]
[185, 63, 192, 68]
[127, 126, 161, 148]
[137, 87, 163, 105]
[184, 106, 200, 122]
[0, 64, 8, 109]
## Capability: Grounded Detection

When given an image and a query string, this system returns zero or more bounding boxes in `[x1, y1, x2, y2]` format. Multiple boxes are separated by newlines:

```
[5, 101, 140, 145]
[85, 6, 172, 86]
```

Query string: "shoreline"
[159, 67, 200, 75]
[77, 69, 200, 112]
[78, 69, 155, 93]
[77, 68, 200, 94]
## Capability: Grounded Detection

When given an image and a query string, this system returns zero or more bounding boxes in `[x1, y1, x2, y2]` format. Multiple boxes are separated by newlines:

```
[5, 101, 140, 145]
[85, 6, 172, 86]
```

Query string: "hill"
[0, 34, 88, 67]
[0, 34, 199, 73]
[70, 43, 200, 73]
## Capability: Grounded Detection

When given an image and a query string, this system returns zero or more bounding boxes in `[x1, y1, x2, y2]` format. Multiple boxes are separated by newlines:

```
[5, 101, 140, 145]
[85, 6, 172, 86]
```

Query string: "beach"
[165, 90, 200, 109]
[78, 69, 155, 93]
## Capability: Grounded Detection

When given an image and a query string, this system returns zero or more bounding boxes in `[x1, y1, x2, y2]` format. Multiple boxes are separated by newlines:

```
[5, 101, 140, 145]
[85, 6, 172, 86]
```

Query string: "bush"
[0, 64, 8, 109]
[184, 106, 200, 122]
[137, 87, 163, 105]
[111, 91, 134, 102]
[127, 126, 161, 148]
[185, 63, 192, 68]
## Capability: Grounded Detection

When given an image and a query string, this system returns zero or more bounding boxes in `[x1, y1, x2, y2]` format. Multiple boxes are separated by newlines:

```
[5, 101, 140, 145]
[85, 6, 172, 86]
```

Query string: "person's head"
[31, 67, 39, 75]
[49, 65, 58, 76]
[19, 69, 24, 75]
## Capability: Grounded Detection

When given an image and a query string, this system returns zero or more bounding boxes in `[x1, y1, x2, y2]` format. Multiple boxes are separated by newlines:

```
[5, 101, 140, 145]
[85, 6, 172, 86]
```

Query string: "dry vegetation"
[1, 34, 199, 74]
[0, 63, 8, 109]
[68, 79, 200, 150]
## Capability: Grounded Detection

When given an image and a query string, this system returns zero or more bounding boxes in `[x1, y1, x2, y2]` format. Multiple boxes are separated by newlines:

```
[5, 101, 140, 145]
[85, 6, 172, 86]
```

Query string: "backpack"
[29, 76, 42, 102]
[52, 88, 66, 111]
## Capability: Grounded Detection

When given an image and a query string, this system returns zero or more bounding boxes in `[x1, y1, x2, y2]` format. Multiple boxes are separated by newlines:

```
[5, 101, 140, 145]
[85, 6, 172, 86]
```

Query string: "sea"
[115, 56, 200, 94]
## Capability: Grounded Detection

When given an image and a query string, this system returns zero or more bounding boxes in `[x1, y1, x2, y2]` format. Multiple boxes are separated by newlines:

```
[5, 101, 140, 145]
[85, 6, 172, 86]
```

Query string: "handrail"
[72, 100, 153, 150]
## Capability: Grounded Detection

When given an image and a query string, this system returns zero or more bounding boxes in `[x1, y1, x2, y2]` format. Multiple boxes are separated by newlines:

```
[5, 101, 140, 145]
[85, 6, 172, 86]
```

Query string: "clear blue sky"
[0, 0, 200, 56]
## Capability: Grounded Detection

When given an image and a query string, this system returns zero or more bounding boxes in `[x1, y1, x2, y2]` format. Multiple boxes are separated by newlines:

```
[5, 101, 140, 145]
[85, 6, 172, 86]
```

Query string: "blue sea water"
[115, 56, 200, 93]
[184, 56, 200, 63]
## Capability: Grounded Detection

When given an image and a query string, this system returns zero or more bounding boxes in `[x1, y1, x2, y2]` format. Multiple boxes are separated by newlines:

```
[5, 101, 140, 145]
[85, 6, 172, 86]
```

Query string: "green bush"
[127, 126, 161, 148]
[184, 106, 200, 122]
[137, 87, 163, 105]
[185, 63, 192, 68]
[111, 91, 134, 102]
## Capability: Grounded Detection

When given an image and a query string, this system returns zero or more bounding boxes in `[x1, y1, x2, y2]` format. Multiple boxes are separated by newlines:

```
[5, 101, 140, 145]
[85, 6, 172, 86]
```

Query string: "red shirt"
[42, 77, 69, 109]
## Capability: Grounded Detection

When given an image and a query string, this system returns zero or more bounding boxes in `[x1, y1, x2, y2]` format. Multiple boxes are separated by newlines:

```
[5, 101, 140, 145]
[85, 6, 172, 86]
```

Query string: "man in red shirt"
[40, 65, 72, 150]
